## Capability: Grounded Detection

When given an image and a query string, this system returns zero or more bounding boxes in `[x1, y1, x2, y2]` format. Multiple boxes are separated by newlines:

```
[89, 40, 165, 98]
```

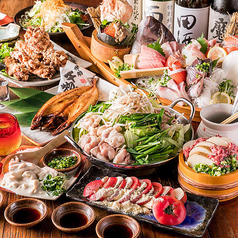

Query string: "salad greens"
[0, 43, 14, 63]
[67, 9, 88, 30]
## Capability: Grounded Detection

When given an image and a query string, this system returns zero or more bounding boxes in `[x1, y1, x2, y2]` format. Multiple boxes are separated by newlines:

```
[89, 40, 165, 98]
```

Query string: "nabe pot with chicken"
[70, 88, 194, 176]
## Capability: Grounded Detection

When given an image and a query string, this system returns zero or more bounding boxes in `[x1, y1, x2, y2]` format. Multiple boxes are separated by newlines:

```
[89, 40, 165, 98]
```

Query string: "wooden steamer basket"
[178, 151, 238, 201]
[62, 23, 201, 122]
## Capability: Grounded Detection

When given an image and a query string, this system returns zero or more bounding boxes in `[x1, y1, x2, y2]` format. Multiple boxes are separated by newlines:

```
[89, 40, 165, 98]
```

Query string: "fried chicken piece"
[4, 56, 30, 81]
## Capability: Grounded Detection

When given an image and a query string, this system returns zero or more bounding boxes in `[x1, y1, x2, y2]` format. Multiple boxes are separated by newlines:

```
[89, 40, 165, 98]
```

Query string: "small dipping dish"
[197, 103, 238, 144]
[4, 198, 47, 228]
[51, 202, 95, 233]
[42, 148, 81, 173]
[96, 214, 141, 238]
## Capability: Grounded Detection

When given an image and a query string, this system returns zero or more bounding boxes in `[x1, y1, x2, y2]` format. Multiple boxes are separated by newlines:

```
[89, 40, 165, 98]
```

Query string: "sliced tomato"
[88, 188, 113, 201]
[153, 196, 186, 226]
[173, 188, 187, 204]
[83, 179, 104, 197]
[152, 182, 163, 198]
[136, 186, 154, 206]
[161, 186, 174, 197]
[118, 179, 126, 189]
[103, 177, 117, 188]
[130, 177, 141, 190]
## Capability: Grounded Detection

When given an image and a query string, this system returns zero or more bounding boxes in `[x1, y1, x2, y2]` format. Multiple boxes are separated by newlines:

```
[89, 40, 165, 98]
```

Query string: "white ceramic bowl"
[197, 104, 238, 143]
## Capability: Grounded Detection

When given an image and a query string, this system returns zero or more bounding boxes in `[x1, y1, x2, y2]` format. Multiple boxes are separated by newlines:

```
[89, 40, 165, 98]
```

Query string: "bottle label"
[173, 4, 209, 44]
[208, 7, 230, 42]
[143, 1, 174, 32]
[128, 0, 142, 25]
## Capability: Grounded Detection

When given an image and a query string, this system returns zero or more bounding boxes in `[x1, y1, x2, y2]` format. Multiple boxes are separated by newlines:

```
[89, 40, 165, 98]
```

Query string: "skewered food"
[31, 78, 98, 135]
[4, 26, 67, 81]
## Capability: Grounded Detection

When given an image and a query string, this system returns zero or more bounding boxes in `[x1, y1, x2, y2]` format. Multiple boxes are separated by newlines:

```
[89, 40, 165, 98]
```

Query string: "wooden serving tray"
[62, 23, 201, 122]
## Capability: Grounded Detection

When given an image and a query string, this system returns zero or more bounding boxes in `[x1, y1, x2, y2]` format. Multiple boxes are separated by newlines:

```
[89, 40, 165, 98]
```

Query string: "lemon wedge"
[210, 92, 231, 104]
[108, 56, 124, 72]
[207, 46, 227, 63]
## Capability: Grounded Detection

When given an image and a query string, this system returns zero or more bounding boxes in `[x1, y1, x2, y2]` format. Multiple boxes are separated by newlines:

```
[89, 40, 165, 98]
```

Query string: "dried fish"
[31, 78, 99, 135]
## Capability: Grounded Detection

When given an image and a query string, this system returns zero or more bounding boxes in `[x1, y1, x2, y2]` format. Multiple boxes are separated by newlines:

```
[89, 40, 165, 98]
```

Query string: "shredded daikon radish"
[30, 0, 70, 32]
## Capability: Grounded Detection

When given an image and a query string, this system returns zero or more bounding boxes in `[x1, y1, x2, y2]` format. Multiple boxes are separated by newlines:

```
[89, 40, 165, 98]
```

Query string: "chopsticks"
[220, 111, 238, 124]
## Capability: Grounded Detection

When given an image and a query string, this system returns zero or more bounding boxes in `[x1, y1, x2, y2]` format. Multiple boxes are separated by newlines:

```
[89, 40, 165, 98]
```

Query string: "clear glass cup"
[0, 77, 10, 109]
[0, 113, 21, 156]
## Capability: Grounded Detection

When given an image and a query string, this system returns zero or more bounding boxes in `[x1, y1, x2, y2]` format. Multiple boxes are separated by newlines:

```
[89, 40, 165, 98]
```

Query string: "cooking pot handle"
[168, 98, 195, 123]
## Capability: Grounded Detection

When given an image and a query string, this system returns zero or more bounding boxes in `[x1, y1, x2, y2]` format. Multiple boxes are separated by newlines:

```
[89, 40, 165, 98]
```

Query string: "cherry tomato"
[153, 196, 186, 226]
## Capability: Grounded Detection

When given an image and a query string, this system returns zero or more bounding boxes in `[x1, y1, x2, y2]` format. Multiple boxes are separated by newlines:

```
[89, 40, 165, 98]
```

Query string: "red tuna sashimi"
[168, 68, 186, 84]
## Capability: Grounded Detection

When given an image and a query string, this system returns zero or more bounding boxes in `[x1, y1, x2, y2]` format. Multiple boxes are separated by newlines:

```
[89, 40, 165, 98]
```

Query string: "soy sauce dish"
[96, 214, 141, 238]
[51, 202, 95, 233]
[42, 148, 81, 173]
[4, 198, 47, 228]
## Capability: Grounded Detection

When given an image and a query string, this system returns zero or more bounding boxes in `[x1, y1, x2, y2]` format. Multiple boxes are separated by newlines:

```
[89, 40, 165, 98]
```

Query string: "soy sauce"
[103, 223, 133, 238]
[13, 207, 41, 224]
[60, 212, 88, 228]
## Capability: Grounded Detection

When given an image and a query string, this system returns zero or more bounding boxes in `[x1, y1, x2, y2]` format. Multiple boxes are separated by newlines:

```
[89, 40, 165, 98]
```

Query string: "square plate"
[66, 165, 219, 237]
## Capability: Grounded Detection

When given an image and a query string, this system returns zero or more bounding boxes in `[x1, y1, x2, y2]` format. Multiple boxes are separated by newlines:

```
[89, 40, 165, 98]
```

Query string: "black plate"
[67, 166, 219, 238]
[14, 3, 93, 36]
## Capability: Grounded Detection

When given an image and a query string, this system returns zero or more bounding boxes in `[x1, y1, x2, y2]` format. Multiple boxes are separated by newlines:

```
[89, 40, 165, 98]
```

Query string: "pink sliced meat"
[157, 86, 180, 102]
[186, 66, 205, 86]
[161, 42, 174, 59]
[187, 77, 204, 98]
[170, 41, 179, 53]
[137, 61, 164, 69]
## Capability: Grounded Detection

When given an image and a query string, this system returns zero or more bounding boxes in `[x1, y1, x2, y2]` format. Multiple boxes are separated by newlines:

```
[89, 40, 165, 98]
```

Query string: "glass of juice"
[0, 113, 21, 156]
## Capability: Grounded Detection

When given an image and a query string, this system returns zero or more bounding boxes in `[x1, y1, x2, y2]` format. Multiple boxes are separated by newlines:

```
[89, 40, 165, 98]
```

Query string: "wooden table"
[0, 31, 237, 238]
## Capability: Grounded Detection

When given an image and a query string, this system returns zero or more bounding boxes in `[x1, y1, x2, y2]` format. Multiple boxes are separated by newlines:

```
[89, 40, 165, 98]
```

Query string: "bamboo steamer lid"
[91, 30, 131, 63]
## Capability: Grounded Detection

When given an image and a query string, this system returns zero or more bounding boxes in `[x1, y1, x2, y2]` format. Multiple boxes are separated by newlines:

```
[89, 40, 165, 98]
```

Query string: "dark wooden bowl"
[51, 202, 95, 233]
[42, 148, 81, 173]
[4, 198, 47, 228]
[14, 3, 93, 40]
[96, 214, 141, 238]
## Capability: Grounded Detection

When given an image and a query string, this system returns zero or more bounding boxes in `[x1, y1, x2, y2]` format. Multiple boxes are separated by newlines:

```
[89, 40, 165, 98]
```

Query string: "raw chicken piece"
[79, 134, 100, 154]
[113, 149, 132, 164]
[105, 129, 125, 148]
[88, 127, 98, 136]
[80, 115, 102, 130]
[98, 126, 114, 140]
[90, 142, 116, 161]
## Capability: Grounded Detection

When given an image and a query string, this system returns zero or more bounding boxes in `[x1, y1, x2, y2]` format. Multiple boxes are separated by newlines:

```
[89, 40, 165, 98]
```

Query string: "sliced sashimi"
[137, 61, 164, 69]
[223, 45, 238, 54]
[168, 69, 186, 84]
[187, 77, 204, 98]
[223, 35, 238, 46]
[157, 86, 180, 102]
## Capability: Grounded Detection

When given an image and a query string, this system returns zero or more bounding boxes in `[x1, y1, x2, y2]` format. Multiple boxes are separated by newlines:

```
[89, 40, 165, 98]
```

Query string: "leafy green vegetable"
[147, 40, 165, 56]
[115, 63, 131, 78]
[159, 70, 172, 86]
[41, 174, 67, 196]
[219, 78, 235, 101]
[0, 43, 14, 63]
[48, 155, 77, 169]
[212, 59, 219, 69]
[67, 9, 88, 29]
[126, 23, 138, 46]
[197, 33, 208, 54]
[101, 19, 109, 29]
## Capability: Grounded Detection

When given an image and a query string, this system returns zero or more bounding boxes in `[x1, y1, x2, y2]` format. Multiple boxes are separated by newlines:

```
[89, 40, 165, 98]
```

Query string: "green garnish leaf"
[147, 40, 165, 56]
[0, 43, 14, 63]
[219, 78, 235, 101]
[115, 63, 131, 78]
[212, 59, 219, 69]
[197, 33, 208, 54]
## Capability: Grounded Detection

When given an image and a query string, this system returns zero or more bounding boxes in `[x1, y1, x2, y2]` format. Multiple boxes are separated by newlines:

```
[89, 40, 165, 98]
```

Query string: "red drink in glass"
[0, 113, 21, 156]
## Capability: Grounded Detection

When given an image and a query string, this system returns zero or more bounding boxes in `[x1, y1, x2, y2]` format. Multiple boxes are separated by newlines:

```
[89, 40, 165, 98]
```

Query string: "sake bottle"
[173, 0, 210, 44]
[208, 0, 238, 42]
[143, 0, 174, 33]
[128, 0, 143, 25]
